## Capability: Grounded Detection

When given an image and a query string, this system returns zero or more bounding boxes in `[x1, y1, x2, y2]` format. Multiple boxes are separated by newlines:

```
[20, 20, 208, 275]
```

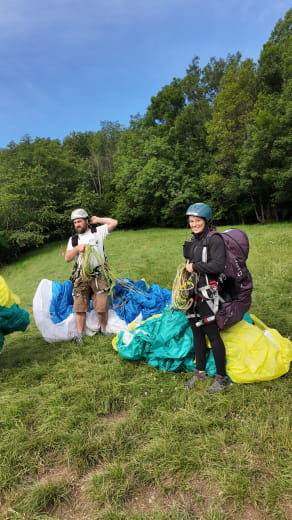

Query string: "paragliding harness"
[70, 226, 110, 294]
[187, 278, 224, 328]
[186, 229, 253, 330]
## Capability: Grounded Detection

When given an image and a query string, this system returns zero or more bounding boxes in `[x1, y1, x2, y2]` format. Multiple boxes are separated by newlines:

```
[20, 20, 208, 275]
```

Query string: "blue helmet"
[186, 203, 212, 221]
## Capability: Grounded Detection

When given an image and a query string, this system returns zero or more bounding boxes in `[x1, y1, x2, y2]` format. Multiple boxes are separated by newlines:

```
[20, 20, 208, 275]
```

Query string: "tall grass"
[0, 224, 291, 520]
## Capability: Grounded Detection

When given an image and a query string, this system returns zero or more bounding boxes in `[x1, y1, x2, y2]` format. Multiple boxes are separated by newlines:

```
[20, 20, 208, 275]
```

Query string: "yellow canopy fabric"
[222, 314, 292, 383]
[0, 276, 20, 307]
[113, 309, 292, 383]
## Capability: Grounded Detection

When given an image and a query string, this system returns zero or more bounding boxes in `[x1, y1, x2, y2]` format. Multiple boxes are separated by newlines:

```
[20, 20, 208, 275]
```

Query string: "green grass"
[0, 224, 291, 520]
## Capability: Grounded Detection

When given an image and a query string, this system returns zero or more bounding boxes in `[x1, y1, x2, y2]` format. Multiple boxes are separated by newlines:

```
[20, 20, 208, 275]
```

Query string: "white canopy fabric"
[33, 279, 130, 343]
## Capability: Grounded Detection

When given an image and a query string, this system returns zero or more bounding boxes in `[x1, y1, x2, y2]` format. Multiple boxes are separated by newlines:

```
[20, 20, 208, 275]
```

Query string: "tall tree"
[257, 8, 292, 94]
[238, 9, 292, 222]
[205, 55, 257, 221]
[0, 163, 59, 250]
[143, 79, 185, 129]
[63, 123, 121, 216]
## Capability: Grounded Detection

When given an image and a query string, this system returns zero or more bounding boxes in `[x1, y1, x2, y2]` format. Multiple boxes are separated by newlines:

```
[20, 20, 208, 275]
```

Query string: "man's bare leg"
[76, 312, 86, 335]
[98, 311, 108, 333]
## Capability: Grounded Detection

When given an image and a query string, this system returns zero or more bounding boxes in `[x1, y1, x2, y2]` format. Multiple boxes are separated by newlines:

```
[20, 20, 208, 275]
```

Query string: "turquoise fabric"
[0, 304, 30, 352]
[115, 306, 217, 374]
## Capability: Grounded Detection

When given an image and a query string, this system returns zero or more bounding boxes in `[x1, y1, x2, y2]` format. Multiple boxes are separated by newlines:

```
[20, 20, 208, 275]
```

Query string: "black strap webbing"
[71, 226, 97, 247]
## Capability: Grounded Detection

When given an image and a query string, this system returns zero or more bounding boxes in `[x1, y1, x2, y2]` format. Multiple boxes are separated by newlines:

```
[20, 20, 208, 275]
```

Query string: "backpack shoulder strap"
[202, 231, 220, 263]
[71, 226, 97, 247]
[71, 233, 78, 247]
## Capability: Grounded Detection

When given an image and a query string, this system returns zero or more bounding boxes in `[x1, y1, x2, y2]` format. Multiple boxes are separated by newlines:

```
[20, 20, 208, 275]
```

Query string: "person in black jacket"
[183, 203, 229, 393]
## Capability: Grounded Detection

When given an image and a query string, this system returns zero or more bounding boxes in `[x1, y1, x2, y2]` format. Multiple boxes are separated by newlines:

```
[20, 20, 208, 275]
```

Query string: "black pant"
[188, 300, 226, 376]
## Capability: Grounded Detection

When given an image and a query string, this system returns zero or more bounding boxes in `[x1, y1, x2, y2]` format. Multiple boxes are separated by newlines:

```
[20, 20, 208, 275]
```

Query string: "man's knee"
[92, 293, 109, 313]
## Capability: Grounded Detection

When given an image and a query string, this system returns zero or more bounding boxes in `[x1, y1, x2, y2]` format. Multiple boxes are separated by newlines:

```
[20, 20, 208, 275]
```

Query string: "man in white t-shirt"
[65, 208, 118, 343]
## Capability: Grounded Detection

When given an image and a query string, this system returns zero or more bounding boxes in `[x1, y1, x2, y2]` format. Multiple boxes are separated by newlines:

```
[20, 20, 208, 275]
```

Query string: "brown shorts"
[73, 276, 109, 313]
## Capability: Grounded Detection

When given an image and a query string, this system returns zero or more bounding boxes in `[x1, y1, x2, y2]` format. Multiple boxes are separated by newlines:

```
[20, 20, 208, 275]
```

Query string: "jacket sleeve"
[193, 234, 226, 275]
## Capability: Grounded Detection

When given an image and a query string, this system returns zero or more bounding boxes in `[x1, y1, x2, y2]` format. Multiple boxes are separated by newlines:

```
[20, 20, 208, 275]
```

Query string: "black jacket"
[183, 228, 226, 286]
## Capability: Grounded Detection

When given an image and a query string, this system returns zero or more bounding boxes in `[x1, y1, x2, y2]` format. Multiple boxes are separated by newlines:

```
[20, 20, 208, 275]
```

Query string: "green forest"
[0, 9, 291, 263]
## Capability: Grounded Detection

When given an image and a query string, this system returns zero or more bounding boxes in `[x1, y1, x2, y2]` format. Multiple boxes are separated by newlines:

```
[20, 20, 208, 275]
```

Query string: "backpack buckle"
[209, 281, 218, 291]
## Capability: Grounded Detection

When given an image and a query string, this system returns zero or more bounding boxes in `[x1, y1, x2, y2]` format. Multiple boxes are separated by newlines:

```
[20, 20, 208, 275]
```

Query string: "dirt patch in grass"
[125, 476, 223, 516]
[0, 464, 105, 520]
[1, 464, 288, 520]
[126, 485, 170, 513]
[281, 498, 292, 520]
[125, 477, 279, 520]
[238, 504, 272, 520]
[50, 466, 106, 520]
[36, 463, 75, 484]
[0, 465, 76, 518]
[99, 409, 129, 424]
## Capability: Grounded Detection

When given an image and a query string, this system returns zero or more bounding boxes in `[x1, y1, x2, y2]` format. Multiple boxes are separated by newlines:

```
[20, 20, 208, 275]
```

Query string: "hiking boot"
[185, 369, 206, 388]
[207, 374, 229, 393]
[72, 334, 84, 346]
[100, 330, 111, 337]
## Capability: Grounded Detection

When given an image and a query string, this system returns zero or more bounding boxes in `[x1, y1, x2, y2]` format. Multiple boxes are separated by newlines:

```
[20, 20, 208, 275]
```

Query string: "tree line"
[0, 9, 291, 263]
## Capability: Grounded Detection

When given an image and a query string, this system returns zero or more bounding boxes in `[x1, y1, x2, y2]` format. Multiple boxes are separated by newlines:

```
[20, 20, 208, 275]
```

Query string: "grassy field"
[0, 224, 291, 520]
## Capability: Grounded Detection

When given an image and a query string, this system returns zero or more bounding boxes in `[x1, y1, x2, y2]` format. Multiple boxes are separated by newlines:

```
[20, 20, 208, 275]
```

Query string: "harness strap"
[186, 312, 200, 319]
[195, 315, 216, 327]
[186, 282, 225, 326]
[94, 278, 110, 294]
[186, 311, 217, 327]
[202, 243, 208, 263]
[200, 237, 225, 318]
[185, 238, 226, 326]
[95, 288, 110, 294]
[201, 284, 224, 309]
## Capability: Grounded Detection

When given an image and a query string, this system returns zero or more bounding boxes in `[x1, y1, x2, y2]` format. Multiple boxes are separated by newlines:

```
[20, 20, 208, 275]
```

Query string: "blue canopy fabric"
[49, 278, 171, 325]
[112, 278, 172, 324]
[49, 280, 74, 324]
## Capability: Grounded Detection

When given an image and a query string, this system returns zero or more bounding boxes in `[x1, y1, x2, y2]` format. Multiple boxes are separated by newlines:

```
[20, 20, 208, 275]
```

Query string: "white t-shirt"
[66, 225, 109, 268]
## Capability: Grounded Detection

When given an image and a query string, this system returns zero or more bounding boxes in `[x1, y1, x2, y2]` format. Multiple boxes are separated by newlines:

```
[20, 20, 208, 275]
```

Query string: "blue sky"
[0, 0, 290, 148]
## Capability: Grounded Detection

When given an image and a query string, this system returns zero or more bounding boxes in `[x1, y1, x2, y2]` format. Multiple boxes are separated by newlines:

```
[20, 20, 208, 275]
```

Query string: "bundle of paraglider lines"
[80, 245, 197, 311]
[80, 245, 152, 304]
[171, 264, 198, 311]
[80, 245, 196, 312]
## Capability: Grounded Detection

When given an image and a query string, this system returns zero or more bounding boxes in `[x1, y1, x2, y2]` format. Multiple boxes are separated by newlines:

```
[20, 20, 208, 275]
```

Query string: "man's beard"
[75, 222, 88, 234]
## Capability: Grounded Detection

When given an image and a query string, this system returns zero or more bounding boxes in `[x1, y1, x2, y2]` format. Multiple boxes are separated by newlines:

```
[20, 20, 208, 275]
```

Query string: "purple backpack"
[204, 229, 253, 330]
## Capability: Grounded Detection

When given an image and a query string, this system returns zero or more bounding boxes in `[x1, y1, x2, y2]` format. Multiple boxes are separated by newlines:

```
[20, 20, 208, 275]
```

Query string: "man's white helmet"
[71, 208, 88, 220]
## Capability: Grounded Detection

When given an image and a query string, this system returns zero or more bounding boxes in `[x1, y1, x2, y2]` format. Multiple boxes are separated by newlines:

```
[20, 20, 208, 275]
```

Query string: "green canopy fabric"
[114, 306, 217, 374]
[113, 307, 292, 383]
[0, 303, 30, 351]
